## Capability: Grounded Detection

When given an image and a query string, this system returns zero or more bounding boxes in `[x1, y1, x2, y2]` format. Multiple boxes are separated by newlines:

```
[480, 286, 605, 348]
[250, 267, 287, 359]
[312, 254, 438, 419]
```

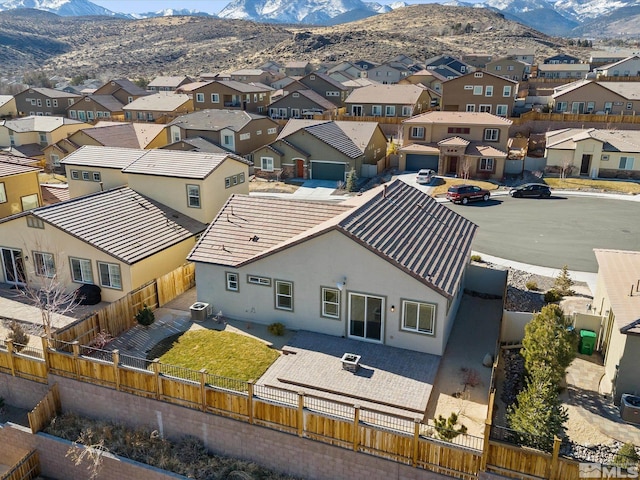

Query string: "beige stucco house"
[441, 71, 518, 117]
[592, 249, 640, 404]
[345, 84, 435, 117]
[0, 157, 42, 218]
[545, 128, 640, 179]
[123, 93, 193, 123]
[399, 111, 512, 180]
[0, 95, 17, 118]
[188, 179, 477, 356]
[0, 187, 205, 302]
[251, 119, 388, 181]
[552, 80, 640, 114]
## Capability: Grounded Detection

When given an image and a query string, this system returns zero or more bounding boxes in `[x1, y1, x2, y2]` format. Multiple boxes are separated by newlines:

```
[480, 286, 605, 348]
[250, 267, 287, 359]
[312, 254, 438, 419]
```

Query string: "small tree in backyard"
[6, 321, 29, 352]
[345, 168, 358, 192]
[521, 304, 578, 386]
[433, 412, 468, 442]
[507, 367, 568, 452]
[135, 305, 155, 327]
[554, 264, 575, 296]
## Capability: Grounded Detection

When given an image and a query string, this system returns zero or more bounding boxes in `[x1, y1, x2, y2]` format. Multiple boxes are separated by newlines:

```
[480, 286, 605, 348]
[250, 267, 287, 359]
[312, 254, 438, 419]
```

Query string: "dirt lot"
[248, 177, 299, 193]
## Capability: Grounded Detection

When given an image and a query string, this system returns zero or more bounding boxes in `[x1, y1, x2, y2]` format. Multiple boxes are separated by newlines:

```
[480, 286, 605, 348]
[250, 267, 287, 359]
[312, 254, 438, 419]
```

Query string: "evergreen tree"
[507, 367, 568, 452]
[554, 264, 575, 296]
[345, 168, 358, 192]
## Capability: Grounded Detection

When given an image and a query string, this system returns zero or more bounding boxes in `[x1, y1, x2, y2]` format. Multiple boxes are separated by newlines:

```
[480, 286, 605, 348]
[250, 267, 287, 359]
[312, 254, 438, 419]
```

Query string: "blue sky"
[92, 0, 443, 15]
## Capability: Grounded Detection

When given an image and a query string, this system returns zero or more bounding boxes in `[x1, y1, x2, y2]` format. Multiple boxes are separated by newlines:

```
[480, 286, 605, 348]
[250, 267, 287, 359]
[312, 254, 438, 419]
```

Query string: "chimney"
[382, 184, 387, 198]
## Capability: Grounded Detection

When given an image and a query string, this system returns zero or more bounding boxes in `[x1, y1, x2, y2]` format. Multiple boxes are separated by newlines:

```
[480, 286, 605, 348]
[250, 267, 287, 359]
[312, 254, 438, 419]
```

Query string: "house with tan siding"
[485, 57, 530, 81]
[178, 81, 272, 114]
[536, 63, 590, 79]
[14, 88, 80, 117]
[595, 56, 640, 78]
[441, 71, 518, 117]
[123, 93, 193, 123]
[399, 111, 511, 180]
[0, 187, 205, 302]
[147, 76, 194, 92]
[0, 95, 17, 118]
[188, 180, 476, 356]
[268, 90, 338, 120]
[345, 84, 434, 118]
[551, 80, 640, 114]
[0, 157, 42, 218]
[298, 72, 349, 107]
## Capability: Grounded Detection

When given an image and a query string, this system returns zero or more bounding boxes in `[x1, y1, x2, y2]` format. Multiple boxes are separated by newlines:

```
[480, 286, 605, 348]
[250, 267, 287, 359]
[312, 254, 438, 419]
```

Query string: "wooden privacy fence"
[0, 450, 40, 480]
[0, 339, 47, 384]
[27, 383, 61, 434]
[52, 263, 195, 348]
[513, 110, 640, 125]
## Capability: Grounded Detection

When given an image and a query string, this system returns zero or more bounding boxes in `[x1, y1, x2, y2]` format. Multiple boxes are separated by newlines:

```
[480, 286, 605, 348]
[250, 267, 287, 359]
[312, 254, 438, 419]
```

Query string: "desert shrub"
[267, 322, 285, 336]
[501, 349, 526, 407]
[345, 168, 358, 192]
[544, 289, 562, 303]
[470, 254, 483, 262]
[7, 321, 29, 351]
[135, 305, 155, 327]
[614, 442, 640, 469]
[525, 280, 538, 291]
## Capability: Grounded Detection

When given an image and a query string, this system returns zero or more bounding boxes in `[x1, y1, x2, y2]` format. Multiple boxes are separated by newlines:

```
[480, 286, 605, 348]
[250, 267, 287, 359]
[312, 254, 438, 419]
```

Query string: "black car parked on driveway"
[509, 183, 551, 198]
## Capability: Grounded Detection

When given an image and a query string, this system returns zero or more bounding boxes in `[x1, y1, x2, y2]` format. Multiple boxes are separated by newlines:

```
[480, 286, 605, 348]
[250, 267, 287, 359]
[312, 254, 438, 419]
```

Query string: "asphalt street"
[444, 194, 640, 272]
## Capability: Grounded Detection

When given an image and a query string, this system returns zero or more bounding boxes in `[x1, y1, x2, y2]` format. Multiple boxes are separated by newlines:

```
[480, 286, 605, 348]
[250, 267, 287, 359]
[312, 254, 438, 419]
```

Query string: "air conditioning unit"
[190, 302, 212, 322]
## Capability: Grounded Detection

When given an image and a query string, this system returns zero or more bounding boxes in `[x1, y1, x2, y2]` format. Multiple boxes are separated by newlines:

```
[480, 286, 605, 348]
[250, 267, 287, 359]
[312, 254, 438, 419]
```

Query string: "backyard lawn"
[431, 177, 499, 196]
[544, 177, 640, 194]
[158, 330, 280, 381]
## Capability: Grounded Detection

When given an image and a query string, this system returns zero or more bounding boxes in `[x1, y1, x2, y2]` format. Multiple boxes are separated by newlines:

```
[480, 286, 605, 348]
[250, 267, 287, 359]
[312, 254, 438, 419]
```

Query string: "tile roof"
[3, 144, 43, 158]
[438, 136, 470, 147]
[79, 124, 148, 149]
[61, 146, 146, 169]
[0, 159, 41, 177]
[171, 137, 229, 153]
[28, 187, 205, 265]
[40, 184, 70, 205]
[177, 81, 211, 92]
[403, 111, 513, 126]
[26, 87, 80, 98]
[594, 249, 640, 334]
[122, 149, 249, 179]
[216, 80, 273, 93]
[84, 94, 125, 111]
[302, 71, 348, 90]
[148, 76, 192, 88]
[294, 89, 338, 110]
[123, 93, 191, 111]
[110, 79, 149, 96]
[2, 116, 85, 133]
[466, 142, 507, 157]
[597, 82, 640, 100]
[546, 128, 640, 153]
[169, 109, 264, 132]
[345, 84, 426, 104]
[399, 143, 440, 154]
[190, 179, 476, 298]
[230, 69, 267, 76]
[0, 95, 14, 107]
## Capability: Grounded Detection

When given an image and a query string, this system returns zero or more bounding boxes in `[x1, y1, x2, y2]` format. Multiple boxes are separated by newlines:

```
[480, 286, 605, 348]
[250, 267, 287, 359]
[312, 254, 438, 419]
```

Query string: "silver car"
[415, 169, 435, 184]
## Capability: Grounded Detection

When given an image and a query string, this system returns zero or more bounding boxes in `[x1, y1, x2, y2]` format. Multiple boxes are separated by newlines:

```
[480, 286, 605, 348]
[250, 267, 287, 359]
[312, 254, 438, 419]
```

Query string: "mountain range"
[0, 0, 638, 35]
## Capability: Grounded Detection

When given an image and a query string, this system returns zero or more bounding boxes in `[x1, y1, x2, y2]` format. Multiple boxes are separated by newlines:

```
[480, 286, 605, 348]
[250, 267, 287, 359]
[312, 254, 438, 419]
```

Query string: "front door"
[348, 293, 383, 342]
[448, 156, 458, 175]
[1, 248, 26, 286]
[296, 159, 304, 178]
[580, 154, 591, 175]
[352, 105, 363, 117]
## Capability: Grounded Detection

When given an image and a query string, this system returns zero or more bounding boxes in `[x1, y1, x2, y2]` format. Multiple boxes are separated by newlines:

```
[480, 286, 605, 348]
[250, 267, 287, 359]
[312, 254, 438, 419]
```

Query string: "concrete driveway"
[445, 195, 640, 273]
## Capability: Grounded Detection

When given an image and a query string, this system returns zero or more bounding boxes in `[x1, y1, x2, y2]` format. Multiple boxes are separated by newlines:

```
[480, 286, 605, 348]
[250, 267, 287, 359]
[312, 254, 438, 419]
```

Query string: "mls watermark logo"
[579, 463, 639, 478]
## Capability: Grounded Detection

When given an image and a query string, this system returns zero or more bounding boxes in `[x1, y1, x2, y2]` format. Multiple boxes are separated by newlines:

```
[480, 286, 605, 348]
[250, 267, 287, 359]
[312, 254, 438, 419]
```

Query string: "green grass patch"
[544, 178, 640, 194]
[158, 330, 279, 381]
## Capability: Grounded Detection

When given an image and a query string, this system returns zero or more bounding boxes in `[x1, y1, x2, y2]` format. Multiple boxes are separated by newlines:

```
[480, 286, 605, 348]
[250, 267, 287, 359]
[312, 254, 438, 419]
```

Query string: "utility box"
[190, 302, 211, 322]
[579, 329, 597, 355]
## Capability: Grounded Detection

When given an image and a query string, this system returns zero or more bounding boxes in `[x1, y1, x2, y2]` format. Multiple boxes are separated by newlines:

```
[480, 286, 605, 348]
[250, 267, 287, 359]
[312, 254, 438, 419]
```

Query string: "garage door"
[406, 154, 439, 172]
[311, 162, 346, 181]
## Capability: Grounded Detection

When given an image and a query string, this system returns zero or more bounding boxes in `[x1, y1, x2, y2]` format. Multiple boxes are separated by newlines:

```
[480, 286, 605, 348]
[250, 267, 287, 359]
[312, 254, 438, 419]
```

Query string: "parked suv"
[446, 184, 491, 205]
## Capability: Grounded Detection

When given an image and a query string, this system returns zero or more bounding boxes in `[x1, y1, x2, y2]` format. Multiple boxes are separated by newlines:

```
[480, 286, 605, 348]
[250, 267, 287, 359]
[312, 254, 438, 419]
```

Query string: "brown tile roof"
[61, 146, 146, 169]
[80, 124, 147, 149]
[345, 84, 426, 104]
[438, 136, 470, 147]
[40, 184, 70, 205]
[30, 187, 206, 264]
[594, 249, 640, 335]
[399, 144, 440, 154]
[403, 111, 513, 126]
[189, 179, 476, 298]
[465, 142, 507, 157]
[122, 93, 191, 112]
[122, 150, 250, 179]
[0, 159, 41, 177]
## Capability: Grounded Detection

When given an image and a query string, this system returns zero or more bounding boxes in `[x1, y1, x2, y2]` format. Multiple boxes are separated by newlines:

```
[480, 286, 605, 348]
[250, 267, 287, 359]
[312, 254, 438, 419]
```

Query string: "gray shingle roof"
[31, 187, 206, 264]
[189, 179, 476, 298]
[304, 122, 363, 158]
[169, 109, 265, 132]
[26, 87, 80, 99]
[84, 94, 125, 111]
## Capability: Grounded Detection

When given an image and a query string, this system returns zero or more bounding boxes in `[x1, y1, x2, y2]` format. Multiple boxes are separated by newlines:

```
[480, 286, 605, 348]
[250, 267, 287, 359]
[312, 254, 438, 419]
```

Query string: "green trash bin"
[579, 329, 597, 355]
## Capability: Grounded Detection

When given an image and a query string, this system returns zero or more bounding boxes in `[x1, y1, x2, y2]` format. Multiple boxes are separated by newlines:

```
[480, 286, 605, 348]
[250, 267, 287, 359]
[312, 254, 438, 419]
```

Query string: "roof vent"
[250, 235, 259, 242]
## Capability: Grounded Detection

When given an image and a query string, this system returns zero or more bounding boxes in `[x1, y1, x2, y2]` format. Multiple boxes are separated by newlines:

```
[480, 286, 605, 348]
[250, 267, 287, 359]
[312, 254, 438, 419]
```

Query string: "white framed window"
[464, 85, 473, 90]
[87, 111, 95, 120]
[239, 133, 250, 140]
[385, 105, 395, 116]
[68, 99, 74, 106]
[137, 112, 145, 120]
[503, 85, 512, 97]
[604, 102, 613, 113]
[70, 257, 93, 284]
[474, 72, 483, 78]
[601, 154, 609, 161]
[39, 133, 47, 143]
[627, 103, 633, 110]
[53, 99, 58, 107]
[82, 171, 90, 181]
[0, 182, 6, 203]
[226, 272, 239, 292]
[479, 158, 494, 171]
[37, 99, 42, 107]
[473, 86, 483, 95]
[411, 126, 425, 138]
[556, 101, 567, 113]
[46, 99, 51, 107]
[92, 172, 101, 182]
[256, 130, 262, 135]
[321, 287, 340, 319]
[372, 105, 382, 116]
[484, 128, 499, 141]
[98, 262, 121, 289]
[71, 170, 80, 180]
[127, 96, 133, 103]
[9, 134, 14, 146]
[619, 157, 634, 170]
[485, 85, 493, 97]
[479, 104, 491, 113]
[496, 104, 508, 116]
[292, 92, 299, 98]
[196, 93, 205, 102]
[326, 91, 340, 97]
[466, 104, 476, 112]
[20, 194, 39, 211]
[186, 184, 200, 208]
[402, 106, 412, 116]
[494, 65, 502, 71]
[401, 300, 435, 335]
[238, 172, 245, 183]
[211, 93, 219, 103]
[29, 99, 36, 105]
[27, 216, 44, 229]
[267, 127, 277, 134]
[275, 280, 293, 311]
[33, 252, 55, 278]
[222, 134, 233, 146]
[225, 177, 231, 188]
[247, 275, 271, 286]
[147, 113, 154, 121]
[261, 157, 274, 172]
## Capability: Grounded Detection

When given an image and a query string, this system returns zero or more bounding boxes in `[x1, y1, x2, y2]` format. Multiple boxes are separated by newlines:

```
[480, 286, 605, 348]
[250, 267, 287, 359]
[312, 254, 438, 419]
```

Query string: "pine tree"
[345, 168, 358, 192]
[433, 412, 468, 441]
[521, 304, 578, 386]
[554, 264, 575, 296]
[507, 367, 568, 452]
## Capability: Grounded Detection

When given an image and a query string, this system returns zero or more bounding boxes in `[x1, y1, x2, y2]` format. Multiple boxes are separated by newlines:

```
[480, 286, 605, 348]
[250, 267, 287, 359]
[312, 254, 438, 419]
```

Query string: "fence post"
[247, 381, 254, 424]
[152, 359, 162, 400]
[71, 341, 80, 378]
[6, 339, 15, 376]
[112, 350, 120, 391]
[199, 369, 207, 412]
[547, 435, 561, 479]
[481, 389, 495, 471]
[412, 418, 421, 467]
[353, 405, 360, 452]
[297, 391, 305, 438]
[40, 335, 50, 371]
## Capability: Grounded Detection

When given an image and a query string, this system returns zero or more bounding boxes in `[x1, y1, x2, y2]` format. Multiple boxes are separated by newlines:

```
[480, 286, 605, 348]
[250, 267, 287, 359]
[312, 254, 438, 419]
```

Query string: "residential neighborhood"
[1, 41, 640, 480]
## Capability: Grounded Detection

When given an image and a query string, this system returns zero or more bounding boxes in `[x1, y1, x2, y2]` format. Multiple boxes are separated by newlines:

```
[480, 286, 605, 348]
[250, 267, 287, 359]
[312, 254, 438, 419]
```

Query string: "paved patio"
[257, 330, 440, 417]
[566, 355, 640, 445]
